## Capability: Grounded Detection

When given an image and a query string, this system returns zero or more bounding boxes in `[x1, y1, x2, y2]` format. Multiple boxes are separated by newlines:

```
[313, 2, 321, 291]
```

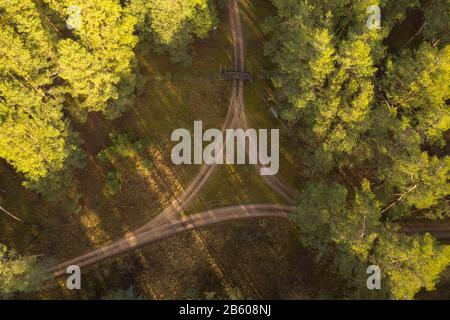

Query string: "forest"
[0, 0, 449, 300]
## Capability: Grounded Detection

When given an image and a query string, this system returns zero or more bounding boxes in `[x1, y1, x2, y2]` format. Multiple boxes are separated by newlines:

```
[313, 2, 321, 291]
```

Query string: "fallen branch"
[0, 205, 24, 223]
[380, 184, 418, 215]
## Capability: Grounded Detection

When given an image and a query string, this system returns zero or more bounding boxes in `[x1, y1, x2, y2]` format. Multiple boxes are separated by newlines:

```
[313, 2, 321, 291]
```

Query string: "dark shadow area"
[384, 9, 425, 54]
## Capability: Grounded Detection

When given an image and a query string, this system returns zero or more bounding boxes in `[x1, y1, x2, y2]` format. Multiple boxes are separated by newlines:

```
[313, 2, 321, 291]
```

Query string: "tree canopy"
[266, 0, 450, 299]
[0, 244, 49, 299]
[128, 0, 218, 65]
[0, 0, 217, 196]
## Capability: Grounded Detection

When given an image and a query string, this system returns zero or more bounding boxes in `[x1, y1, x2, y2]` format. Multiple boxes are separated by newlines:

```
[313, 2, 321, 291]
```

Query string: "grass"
[186, 164, 285, 215]
[36, 217, 326, 300]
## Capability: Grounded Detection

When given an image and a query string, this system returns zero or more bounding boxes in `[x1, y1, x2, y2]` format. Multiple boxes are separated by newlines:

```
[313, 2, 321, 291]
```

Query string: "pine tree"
[383, 44, 450, 146]
[45, 0, 138, 118]
[293, 180, 450, 299]
[0, 0, 74, 183]
[0, 244, 49, 298]
[127, 0, 218, 65]
[422, 0, 450, 44]
[0, 0, 88, 206]
[374, 233, 450, 300]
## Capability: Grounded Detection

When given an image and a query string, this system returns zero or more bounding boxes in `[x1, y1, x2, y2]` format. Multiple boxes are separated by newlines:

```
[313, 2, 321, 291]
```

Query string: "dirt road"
[50, 204, 295, 276]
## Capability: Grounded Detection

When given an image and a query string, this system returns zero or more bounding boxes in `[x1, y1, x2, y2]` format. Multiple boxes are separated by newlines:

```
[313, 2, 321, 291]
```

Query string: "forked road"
[50, 0, 296, 276]
[50, 0, 447, 277]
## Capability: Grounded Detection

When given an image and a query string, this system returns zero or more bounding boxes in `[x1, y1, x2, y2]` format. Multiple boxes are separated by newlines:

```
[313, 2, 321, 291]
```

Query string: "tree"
[374, 233, 450, 300]
[127, 0, 218, 65]
[268, 1, 449, 216]
[0, 244, 49, 299]
[294, 181, 348, 255]
[383, 44, 450, 146]
[0, 0, 79, 184]
[422, 0, 450, 44]
[382, 152, 450, 211]
[293, 180, 450, 299]
[264, 0, 388, 174]
[294, 180, 386, 297]
[45, 0, 138, 118]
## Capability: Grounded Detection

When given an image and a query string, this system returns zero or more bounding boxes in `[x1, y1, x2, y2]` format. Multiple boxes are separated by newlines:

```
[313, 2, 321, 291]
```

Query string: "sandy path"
[50, 204, 295, 276]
